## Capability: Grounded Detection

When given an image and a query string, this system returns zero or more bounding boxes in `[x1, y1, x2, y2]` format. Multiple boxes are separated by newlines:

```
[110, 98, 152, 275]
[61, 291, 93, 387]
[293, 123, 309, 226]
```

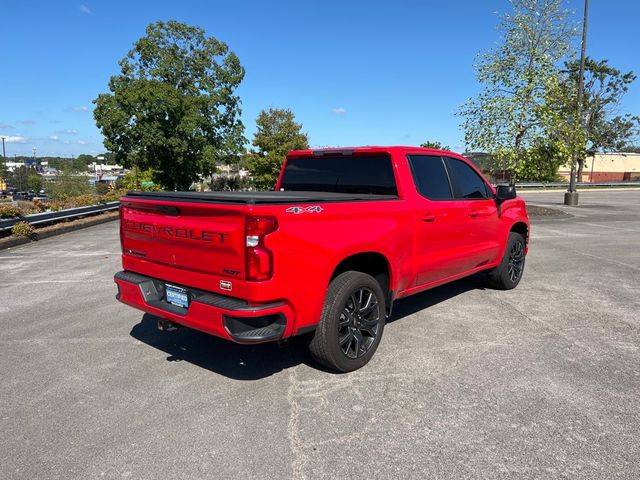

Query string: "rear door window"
[406, 155, 453, 200]
[444, 157, 491, 199]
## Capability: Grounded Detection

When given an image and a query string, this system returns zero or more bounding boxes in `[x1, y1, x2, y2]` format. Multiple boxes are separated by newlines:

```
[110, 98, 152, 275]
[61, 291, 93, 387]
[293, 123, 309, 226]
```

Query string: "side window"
[445, 157, 491, 200]
[406, 155, 453, 200]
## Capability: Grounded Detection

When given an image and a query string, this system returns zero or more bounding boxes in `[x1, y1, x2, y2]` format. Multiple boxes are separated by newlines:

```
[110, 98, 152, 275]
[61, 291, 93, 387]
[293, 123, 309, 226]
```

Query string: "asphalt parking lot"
[1, 189, 639, 479]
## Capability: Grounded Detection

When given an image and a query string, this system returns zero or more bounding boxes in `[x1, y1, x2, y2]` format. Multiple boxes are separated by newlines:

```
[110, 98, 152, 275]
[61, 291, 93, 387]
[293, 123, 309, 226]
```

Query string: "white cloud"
[78, 140, 89, 145]
[73, 106, 88, 112]
[18, 119, 36, 125]
[58, 128, 78, 135]
[0, 123, 13, 129]
[50, 135, 60, 142]
[332, 107, 347, 115]
[2, 135, 28, 143]
[80, 4, 92, 15]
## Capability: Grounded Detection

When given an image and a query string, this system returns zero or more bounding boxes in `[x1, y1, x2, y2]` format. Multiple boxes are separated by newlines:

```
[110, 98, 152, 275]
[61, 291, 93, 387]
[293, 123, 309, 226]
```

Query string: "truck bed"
[124, 190, 398, 205]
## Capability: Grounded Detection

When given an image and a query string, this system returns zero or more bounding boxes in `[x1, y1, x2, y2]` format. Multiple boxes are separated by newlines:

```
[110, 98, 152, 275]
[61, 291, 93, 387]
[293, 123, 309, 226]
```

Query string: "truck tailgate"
[120, 197, 245, 279]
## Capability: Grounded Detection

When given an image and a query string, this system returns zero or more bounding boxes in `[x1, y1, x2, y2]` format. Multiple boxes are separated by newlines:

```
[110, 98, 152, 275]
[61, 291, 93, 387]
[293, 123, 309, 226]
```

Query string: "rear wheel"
[487, 232, 526, 290]
[309, 271, 386, 372]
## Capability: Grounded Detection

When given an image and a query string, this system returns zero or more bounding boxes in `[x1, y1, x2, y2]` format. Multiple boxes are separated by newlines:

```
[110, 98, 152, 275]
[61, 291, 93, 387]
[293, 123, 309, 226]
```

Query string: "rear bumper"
[114, 270, 294, 343]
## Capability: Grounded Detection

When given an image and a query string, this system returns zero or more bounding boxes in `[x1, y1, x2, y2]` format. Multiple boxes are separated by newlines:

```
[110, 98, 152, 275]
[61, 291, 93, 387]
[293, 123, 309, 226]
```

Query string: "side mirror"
[495, 184, 516, 203]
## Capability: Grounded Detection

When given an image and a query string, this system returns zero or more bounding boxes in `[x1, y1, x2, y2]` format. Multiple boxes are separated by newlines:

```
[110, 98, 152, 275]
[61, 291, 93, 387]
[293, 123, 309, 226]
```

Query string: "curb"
[0, 212, 119, 250]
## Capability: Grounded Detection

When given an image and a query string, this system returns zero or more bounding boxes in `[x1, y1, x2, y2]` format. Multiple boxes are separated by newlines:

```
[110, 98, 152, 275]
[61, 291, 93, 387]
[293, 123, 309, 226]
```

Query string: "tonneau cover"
[124, 190, 398, 205]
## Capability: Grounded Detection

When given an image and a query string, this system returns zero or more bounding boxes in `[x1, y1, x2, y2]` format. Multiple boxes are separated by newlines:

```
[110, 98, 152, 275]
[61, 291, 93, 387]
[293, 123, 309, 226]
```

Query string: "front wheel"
[487, 232, 526, 290]
[309, 271, 386, 372]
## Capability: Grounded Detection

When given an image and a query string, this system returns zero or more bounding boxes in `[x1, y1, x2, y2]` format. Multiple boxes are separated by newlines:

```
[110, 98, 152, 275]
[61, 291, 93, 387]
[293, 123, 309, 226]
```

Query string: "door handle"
[469, 210, 478, 218]
[422, 213, 436, 222]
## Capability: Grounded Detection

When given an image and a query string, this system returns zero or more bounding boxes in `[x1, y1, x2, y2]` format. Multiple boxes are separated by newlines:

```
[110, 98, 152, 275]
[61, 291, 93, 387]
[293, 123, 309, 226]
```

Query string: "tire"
[309, 271, 386, 372]
[487, 232, 526, 290]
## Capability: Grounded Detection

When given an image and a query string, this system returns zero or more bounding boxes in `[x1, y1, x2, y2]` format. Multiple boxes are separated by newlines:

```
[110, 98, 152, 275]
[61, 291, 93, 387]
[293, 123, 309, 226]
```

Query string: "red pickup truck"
[115, 146, 529, 372]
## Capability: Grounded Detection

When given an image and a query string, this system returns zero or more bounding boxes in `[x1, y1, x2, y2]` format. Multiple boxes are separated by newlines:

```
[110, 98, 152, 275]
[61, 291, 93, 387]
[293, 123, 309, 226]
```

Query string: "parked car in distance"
[12, 191, 36, 201]
[115, 146, 530, 372]
[33, 193, 50, 201]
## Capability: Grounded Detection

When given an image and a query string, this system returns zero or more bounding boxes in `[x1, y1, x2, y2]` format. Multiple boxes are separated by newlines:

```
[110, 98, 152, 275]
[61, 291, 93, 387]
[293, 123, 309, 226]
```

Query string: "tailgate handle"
[157, 205, 180, 216]
[422, 213, 436, 223]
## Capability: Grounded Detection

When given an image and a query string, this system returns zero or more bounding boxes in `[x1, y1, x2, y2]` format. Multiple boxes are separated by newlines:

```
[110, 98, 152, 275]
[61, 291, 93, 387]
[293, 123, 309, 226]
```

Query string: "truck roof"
[287, 146, 458, 157]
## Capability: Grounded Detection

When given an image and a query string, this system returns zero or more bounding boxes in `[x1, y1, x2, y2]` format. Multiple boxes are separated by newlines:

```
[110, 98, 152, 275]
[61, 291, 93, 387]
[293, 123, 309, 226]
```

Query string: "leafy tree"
[420, 141, 450, 150]
[27, 174, 43, 192]
[47, 171, 94, 200]
[9, 166, 33, 191]
[76, 154, 95, 169]
[247, 108, 309, 189]
[115, 167, 161, 191]
[93, 20, 246, 190]
[209, 174, 250, 191]
[458, 0, 576, 179]
[0, 161, 8, 185]
[98, 152, 117, 165]
[516, 142, 565, 181]
[557, 58, 640, 181]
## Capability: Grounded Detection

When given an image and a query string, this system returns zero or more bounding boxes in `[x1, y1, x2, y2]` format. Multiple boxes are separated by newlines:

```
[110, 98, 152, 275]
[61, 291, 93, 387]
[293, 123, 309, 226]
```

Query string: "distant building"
[558, 152, 640, 182]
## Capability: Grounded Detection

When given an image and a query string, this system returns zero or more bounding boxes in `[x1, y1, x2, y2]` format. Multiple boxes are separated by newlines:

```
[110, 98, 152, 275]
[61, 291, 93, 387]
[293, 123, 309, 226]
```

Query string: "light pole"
[1, 136, 6, 165]
[565, 0, 589, 206]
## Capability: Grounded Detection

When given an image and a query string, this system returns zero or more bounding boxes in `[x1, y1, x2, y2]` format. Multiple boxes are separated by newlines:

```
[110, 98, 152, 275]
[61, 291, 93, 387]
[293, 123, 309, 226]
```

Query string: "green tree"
[47, 171, 94, 200]
[93, 20, 246, 190]
[10, 166, 33, 191]
[420, 141, 450, 150]
[115, 167, 162, 191]
[27, 174, 43, 192]
[247, 108, 309, 189]
[0, 161, 8, 185]
[75, 154, 95, 171]
[557, 58, 640, 181]
[458, 0, 577, 179]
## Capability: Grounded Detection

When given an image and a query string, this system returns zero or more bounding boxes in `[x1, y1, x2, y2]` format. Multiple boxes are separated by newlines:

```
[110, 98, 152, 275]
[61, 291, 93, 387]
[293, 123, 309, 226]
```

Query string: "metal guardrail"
[515, 181, 640, 188]
[0, 201, 120, 232]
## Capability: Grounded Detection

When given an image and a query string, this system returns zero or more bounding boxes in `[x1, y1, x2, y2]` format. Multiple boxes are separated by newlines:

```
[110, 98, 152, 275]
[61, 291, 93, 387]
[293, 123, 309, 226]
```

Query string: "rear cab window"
[406, 155, 453, 200]
[280, 155, 397, 195]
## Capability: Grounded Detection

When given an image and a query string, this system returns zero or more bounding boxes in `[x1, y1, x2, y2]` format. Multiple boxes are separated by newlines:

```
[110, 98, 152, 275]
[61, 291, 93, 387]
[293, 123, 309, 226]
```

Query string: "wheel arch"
[510, 221, 529, 244]
[330, 251, 393, 315]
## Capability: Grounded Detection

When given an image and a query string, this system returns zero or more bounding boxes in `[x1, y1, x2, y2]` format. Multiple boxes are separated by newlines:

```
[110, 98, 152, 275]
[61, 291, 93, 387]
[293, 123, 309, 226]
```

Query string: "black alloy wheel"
[507, 238, 525, 283]
[337, 287, 381, 359]
[309, 271, 387, 372]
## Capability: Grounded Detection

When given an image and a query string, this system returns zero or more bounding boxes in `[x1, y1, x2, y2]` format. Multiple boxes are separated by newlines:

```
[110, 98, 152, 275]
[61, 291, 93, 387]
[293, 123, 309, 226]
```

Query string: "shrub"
[99, 190, 124, 203]
[11, 221, 36, 238]
[66, 194, 99, 208]
[0, 205, 23, 218]
[95, 183, 110, 195]
[31, 199, 48, 212]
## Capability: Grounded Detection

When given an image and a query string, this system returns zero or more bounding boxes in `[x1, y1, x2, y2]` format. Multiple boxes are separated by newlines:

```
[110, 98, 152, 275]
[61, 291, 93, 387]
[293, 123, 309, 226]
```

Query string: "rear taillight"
[245, 216, 278, 281]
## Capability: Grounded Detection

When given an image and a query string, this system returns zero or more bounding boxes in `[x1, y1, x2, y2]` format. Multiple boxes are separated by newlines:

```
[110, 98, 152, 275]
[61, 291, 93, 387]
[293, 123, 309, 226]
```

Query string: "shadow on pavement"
[130, 275, 486, 380]
[388, 275, 483, 325]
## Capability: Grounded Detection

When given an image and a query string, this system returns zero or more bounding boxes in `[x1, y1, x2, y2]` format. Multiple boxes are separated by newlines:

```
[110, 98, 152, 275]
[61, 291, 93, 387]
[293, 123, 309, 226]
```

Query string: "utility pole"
[565, 0, 589, 206]
[0, 137, 5, 190]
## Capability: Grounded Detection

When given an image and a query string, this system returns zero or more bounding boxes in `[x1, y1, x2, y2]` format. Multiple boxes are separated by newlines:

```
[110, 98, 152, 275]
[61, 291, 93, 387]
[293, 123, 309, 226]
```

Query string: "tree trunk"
[576, 158, 585, 184]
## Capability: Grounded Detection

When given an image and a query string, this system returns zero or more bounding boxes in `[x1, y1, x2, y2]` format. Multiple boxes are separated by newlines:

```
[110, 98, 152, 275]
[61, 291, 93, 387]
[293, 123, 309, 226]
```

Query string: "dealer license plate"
[165, 284, 189, 308]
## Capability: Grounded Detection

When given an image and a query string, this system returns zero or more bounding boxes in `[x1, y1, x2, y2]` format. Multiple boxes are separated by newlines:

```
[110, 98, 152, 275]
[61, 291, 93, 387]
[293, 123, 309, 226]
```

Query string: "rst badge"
[286, 206, 323, 214]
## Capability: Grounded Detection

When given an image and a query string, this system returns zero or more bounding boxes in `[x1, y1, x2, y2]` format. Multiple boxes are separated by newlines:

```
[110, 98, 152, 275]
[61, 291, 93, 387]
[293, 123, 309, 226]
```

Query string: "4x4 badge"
[286, 206, 323, 214]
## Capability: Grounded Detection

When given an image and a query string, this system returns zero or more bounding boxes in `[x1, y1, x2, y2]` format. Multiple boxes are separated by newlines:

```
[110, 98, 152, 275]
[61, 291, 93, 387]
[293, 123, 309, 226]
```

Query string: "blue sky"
[1, 0, 639, 158]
